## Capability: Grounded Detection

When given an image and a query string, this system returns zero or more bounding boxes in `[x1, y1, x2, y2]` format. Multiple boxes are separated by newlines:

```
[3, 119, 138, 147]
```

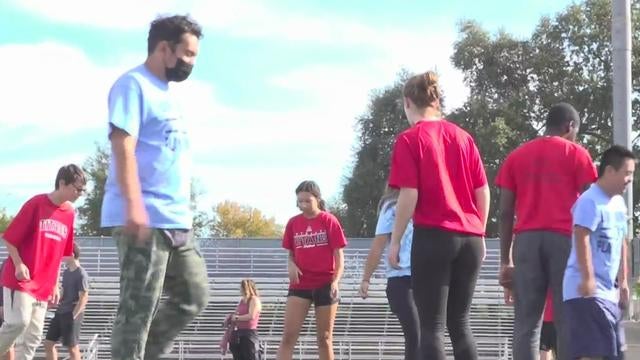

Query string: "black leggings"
[411, 227, 483, 360]
[387, 276, 421, 360]
[230, 329, 260, 360]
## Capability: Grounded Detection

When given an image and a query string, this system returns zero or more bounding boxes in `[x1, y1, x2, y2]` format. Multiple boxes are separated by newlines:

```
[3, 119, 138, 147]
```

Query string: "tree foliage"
[340, 0, 640, 237]
[0, 208, 12, 233]
[450, 0, 640, 235]
[339, 72, 411, 236]
[77, 144, 110, 236]
[210, 200, 282, 238]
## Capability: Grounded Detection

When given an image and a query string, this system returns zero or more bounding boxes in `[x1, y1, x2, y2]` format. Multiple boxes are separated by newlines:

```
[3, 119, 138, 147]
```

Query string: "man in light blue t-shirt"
[563, 145, 636, 360]
[100, 15, 209, 360]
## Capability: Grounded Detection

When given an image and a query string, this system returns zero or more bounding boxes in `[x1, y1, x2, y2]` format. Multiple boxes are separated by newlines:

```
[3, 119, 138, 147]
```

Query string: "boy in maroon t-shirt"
[0, 165, 85, 359]
[277, 181, 347, 360]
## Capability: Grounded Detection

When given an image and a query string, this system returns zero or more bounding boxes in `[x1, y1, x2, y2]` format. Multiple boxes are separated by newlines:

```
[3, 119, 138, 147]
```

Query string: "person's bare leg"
[4, 346, 15, 360]
[67, 345, 81, 360]
[44, 340, 57, 360]
[276, 296, 311, 360]
[315, 303, 338, 360]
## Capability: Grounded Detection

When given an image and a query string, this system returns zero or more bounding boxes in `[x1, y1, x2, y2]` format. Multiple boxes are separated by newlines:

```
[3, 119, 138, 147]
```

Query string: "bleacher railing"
[34, 238, 510, 360]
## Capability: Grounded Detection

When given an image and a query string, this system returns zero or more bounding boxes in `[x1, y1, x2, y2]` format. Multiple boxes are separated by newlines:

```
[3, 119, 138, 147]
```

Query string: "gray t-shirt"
[57, 266, 89, 314]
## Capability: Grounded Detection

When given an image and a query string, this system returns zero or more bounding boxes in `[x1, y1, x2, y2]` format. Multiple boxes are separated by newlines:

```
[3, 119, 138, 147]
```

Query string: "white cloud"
[10, 0, 468, 108]
[171, 79, 354, 224]
[268, 30, 468, 113]
[12, 0, 179, 30]
[0, 43, 354, 224]
[0, 154, 86, 188]
[0, 154, 88, 216]
[1, 3, 470, 224]
[11, 0, 449, 50]
[173, 79, 356, 153]
[0, 42, 128, 135]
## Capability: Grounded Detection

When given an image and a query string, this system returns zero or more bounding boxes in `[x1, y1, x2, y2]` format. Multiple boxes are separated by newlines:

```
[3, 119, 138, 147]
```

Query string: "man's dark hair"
[147, 15, 203, 55]
[54, 164, 86, 189]
[73, 243, 81, 260]
[598, 145, 637, 178]
[546, 102, 580, 132]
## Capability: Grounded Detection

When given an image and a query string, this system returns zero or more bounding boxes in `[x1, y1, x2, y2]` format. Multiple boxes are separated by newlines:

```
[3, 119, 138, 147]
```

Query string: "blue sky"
[0, 0, 575, 224]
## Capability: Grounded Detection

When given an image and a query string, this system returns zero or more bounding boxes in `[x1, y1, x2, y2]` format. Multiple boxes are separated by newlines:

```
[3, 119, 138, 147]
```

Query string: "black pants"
[387, 276, 421, 360]
[230, 329, 260, 360]
[411, 227, 483, 360]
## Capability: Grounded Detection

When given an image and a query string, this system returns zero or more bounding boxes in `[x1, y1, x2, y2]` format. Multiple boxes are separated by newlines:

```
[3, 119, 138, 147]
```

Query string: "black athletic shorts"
[45, 312, 83, 347]
[287, 282, 339, 307]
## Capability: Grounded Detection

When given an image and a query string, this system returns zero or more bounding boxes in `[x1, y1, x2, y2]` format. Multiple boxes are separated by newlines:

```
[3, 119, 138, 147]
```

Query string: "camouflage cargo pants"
[111, 228, 209, 360]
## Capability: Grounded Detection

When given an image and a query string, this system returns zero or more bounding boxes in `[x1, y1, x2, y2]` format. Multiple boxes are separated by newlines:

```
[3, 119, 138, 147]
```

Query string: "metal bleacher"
[9, 237, 513, 359]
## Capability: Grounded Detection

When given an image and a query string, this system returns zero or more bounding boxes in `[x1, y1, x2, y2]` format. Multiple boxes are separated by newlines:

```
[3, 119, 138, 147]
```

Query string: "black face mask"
[165, 58, 193, 82]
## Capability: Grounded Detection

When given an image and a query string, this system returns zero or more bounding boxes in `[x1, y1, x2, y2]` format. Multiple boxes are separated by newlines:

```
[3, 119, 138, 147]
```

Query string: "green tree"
[450, 0, 640, 235]
[339, 0, 640, 237]
[0, 208, 13, 233]
[77, 144, 110, 236]
[191, 179, 212, 237]
[210, 200, 282, 238]
[339, 72, 410, 237]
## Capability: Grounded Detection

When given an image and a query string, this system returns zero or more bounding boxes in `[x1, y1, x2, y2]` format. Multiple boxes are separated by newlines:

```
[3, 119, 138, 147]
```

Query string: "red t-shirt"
[1, 194, 75, 301]
[388, 120, 488, 236]
[495, 136, 597, 235]
[282, 211, 347, 290]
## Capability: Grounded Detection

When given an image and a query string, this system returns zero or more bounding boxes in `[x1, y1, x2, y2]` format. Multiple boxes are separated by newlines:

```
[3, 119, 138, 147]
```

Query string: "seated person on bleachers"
[229, 279, 262, 360]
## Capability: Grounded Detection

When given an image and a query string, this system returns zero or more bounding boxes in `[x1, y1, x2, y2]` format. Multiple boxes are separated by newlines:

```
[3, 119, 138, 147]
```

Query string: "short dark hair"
[546, 102, 580, 131]
[598, 145, 637, 178]
[73, 243, 81, 259]
[55, 164, 86, 190]
[147, 15, 203, 55]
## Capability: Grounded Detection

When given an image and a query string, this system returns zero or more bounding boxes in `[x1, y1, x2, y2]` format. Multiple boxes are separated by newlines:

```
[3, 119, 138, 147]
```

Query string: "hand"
[15, 263, 30, 281]
[72, 311, 81, 319]
[125, 203, 150, 245]
[232, 314, 239, 322]
[50, 287, 60, 305]
[480, 237, 486, 262]
[499, 264, 514, 289]
[288, 261, 302, 284]
[330, 281, 339, 298]
[359, 280, 369, 299]
[579, 277, 596, 297]
[503, 287, 514, 305]
[387, 240, 401, 269]
[619, 282, 630, 310]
